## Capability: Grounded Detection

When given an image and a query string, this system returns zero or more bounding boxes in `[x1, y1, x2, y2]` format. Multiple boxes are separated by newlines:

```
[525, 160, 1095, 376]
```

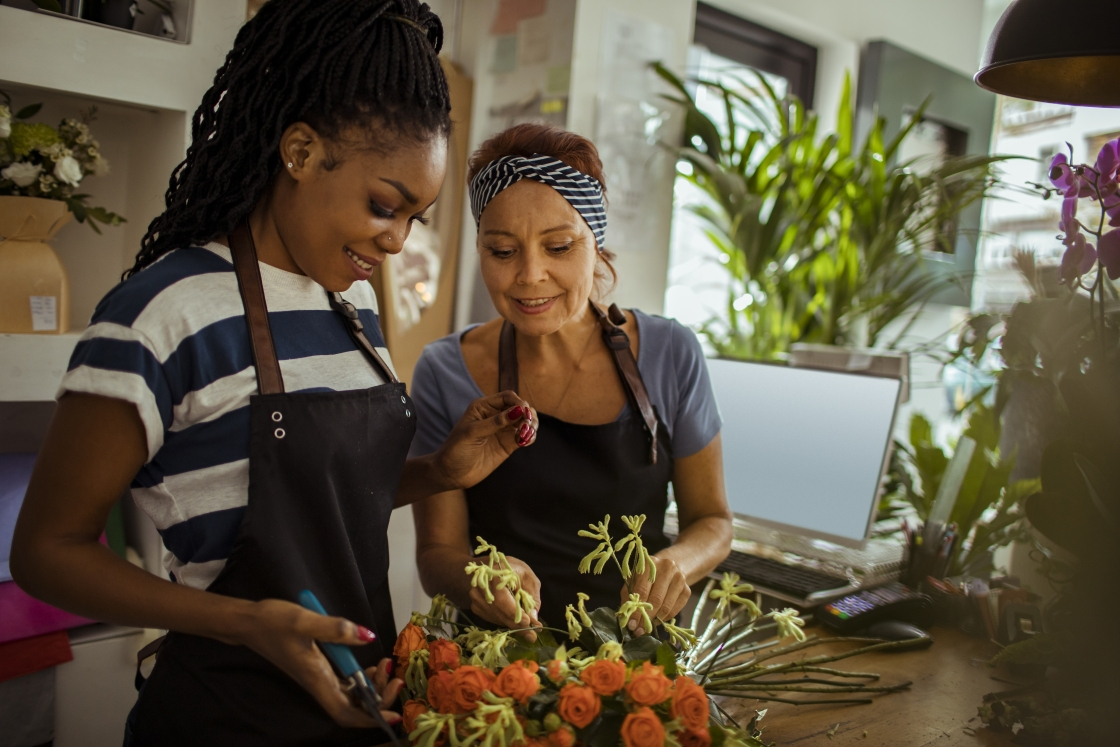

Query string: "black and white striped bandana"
[469, 154, 607, 251]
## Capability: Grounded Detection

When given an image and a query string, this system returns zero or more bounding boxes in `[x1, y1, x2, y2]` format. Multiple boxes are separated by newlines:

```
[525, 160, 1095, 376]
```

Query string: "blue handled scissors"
[298, 590, 404, 747]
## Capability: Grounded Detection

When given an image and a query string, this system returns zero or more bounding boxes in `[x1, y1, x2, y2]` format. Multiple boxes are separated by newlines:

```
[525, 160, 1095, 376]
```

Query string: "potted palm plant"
[654, 64, 1006, 360]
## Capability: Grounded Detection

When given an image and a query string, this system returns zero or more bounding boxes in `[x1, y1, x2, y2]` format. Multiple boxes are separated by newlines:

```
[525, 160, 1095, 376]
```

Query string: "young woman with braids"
[10, 2, 537, 744]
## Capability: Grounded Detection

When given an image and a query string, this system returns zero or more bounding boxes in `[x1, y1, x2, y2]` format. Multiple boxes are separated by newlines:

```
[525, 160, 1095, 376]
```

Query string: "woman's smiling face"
[272, 124, 447, 292]
[477, 179, 598, 335]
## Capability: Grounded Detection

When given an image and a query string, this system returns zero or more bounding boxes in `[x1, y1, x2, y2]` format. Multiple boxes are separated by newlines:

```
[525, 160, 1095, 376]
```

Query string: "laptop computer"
[674, 357, 906, 606]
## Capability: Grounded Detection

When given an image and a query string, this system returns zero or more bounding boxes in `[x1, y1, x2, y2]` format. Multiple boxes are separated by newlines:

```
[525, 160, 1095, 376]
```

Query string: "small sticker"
[30, 296, 57, 331]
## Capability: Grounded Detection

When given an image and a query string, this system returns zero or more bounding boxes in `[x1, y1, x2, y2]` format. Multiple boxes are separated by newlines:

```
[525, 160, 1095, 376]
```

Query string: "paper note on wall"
[490, 0, 547, 35]
[518, 16, 551, 66]
[492, 34, 519, 74]
[29, 296, 57, 332]
[595, 11, 675, 253]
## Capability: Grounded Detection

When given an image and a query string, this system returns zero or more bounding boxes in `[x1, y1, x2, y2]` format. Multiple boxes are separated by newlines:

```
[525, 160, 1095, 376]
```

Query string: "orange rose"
[625, 662, 673, 707]
[450, 665, 496, 713]
[428, 669, 457, 714]
[557, 683, 601, 728]
[678, 728, 712, 747]
[493, 660, 541, 704]
[621, 707, 665, 747]
[402, 699, 429, 734]
[428, 638, 463, 673]
[580, 658, 627, 696]
[546, 659, 568, 682]
[394, 622, 428, 667]
[548, 727, 575, 747]
[671, 676, 710, 731]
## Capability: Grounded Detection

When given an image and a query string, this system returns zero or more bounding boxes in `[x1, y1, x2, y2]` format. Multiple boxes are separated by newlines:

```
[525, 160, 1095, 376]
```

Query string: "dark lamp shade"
[975, 0, 1120, 107]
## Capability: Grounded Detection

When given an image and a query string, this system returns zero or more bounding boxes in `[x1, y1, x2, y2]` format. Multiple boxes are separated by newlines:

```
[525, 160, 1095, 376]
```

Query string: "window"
[664, 8, 817, 329]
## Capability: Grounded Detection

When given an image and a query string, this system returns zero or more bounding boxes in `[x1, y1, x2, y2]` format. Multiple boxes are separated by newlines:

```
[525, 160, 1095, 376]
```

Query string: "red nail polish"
[357, 626, 376, 642]
[387, 660, 394, 677]
[518, 422, 531, 439]
[507, 406, 524, 421]
[387, 715, 403, 726]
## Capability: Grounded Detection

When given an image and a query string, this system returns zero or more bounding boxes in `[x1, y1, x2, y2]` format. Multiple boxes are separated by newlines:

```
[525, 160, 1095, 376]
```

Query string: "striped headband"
[469, 154, 607, 251]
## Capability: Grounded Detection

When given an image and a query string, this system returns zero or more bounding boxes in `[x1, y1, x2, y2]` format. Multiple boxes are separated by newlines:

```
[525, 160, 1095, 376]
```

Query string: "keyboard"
[716, 551, 850, 599]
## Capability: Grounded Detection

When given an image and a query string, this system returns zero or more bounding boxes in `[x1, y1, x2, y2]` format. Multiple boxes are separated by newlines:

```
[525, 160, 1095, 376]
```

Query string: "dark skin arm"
[10, 391, 536, 726]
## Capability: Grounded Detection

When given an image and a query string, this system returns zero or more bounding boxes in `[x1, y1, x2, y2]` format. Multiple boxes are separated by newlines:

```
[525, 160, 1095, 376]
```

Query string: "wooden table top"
[718, 627, 1016, 746]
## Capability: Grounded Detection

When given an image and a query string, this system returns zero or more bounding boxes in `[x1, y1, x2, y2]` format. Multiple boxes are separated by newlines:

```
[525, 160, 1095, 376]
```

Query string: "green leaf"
[653, 642, 679, 677]
[15, 103, 43, 120]
[579, 709, 624, 747]
[578, 607, 622, 652]
[621, 635, 661, 663]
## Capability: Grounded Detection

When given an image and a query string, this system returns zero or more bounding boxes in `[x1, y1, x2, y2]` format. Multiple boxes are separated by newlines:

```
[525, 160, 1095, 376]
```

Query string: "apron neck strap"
[326, 292, 401, 385]
[497, 300, 660, 464]
[229, 220, 285, 395]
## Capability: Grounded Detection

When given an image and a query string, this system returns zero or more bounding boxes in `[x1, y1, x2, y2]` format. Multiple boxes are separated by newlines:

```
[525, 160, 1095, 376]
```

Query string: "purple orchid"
[1095, 138, 1119, 187]
[1060, 231, 1097, 283]
[1049, 152, 1079, 193]
[1099, 229, 1120, 280]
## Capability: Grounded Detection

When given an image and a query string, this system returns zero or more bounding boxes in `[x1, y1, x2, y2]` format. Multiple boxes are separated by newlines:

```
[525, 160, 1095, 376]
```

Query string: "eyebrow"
[380, 178, 418, 205]
[482, 224, 578, 237]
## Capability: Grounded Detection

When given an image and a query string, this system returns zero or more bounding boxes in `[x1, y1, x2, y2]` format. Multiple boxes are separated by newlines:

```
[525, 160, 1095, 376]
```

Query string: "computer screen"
[706, 358, 902, 547]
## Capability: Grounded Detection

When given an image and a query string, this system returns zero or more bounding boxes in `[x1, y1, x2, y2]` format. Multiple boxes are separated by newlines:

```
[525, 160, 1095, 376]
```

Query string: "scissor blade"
[351, 676, 404, 747]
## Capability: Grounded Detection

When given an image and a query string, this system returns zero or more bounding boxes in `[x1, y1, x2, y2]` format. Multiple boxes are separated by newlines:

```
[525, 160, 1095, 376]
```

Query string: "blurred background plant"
[655, 63, 1005, 361]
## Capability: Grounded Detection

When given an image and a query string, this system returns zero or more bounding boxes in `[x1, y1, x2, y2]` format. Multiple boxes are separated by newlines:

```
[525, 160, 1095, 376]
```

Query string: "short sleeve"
[59, 322, 173, 463]
[666, 320, 722, 458]
[408, 334, 477, 458]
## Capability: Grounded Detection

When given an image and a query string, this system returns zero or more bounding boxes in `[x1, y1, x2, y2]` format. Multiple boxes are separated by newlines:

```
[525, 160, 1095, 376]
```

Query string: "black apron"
[465, 302, 673, 622]
[127, 223, 414, 747]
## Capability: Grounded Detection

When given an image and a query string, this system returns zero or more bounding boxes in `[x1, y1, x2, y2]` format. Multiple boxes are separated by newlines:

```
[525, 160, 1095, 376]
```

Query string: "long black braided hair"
[125, 0, 451, 278]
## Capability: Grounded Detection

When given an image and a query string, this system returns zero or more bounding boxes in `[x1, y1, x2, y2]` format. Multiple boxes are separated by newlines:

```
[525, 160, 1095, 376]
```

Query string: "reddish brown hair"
[469, 123, 617, 296]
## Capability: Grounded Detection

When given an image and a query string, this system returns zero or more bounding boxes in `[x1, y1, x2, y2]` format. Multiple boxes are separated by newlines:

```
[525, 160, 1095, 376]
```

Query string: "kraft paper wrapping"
[0, 196, 72, 334]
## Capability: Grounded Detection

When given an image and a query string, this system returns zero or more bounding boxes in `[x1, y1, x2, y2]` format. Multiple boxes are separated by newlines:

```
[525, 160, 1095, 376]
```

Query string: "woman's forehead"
[479, 179, 586, 232]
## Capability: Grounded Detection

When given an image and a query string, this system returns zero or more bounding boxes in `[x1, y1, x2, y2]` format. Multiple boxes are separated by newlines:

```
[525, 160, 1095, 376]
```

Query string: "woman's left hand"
[434, 391, 537, 490]
[620, 555, 691, 636]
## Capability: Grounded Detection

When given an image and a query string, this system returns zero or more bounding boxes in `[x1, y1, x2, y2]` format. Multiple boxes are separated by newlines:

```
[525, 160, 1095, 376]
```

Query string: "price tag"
[30, 296, 58, 332]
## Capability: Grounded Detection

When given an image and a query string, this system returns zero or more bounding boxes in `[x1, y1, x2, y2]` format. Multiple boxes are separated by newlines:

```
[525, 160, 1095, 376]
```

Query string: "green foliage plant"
[654, 63, 1006, 360]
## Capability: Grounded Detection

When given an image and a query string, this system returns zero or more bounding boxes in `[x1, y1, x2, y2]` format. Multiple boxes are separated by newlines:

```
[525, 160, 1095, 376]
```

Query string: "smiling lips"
[513, 296, 557, 315]
[344, 246, 380, 280]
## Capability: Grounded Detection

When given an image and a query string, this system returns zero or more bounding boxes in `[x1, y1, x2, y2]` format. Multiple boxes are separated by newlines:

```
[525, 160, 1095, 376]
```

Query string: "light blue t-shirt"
[409, 310, 721, 459]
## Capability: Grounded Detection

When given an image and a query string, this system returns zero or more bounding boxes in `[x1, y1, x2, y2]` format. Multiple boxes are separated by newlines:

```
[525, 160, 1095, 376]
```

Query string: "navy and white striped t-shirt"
[59, 243, 393, 590]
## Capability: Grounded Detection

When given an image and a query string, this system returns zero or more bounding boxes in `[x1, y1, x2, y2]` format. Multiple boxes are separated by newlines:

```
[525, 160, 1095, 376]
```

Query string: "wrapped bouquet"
[394, 515, 915, 747]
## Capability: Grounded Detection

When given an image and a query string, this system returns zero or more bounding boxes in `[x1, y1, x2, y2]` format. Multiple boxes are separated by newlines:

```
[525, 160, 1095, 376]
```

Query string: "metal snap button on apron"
[274, 428, 285, 439]
[271, 411, 283, 422]
[405, 409, 411, 417]
[400, 396, 406, 404]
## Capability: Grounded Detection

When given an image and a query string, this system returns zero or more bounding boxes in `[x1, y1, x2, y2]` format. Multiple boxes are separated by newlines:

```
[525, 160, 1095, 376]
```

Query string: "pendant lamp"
[975, 0, 1120, 107]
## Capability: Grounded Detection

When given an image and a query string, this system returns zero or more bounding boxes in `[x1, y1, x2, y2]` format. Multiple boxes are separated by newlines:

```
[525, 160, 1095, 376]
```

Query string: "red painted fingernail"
[387, 660, 394, 676]
[507, 406, 524, 421]
[357, 626, 376, 642]
[518, 422, 531, 439]
[387, 715, 403, 726]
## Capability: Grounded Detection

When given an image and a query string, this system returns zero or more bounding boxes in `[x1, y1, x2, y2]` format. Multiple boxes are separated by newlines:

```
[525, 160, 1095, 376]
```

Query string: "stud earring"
[287, 162, 294, 168]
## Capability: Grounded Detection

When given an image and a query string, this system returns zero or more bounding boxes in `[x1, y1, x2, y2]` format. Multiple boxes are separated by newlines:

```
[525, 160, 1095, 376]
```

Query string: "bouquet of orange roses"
[392, 515, 768, 747]
[393, 514, 915, 746]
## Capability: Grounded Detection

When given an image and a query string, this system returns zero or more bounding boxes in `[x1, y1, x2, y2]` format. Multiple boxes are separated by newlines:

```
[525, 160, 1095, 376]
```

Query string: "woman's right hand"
[237, 598, 402, 729]
[468, 555, 543, 640]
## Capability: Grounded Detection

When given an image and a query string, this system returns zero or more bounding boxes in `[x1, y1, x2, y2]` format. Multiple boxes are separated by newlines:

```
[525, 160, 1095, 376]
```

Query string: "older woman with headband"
[409, 123, 732, 634]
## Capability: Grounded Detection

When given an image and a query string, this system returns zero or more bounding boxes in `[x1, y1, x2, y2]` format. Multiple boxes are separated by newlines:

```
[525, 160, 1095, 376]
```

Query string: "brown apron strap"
[326, 292, 400, 385]
[590, 301, 659, 464]
[498, 319, 519, 393]
[228, 221, 285, 395]
[134, 634, 167, 690]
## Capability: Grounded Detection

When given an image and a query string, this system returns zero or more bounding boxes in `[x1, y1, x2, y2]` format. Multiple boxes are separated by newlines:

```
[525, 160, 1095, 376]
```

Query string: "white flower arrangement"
[0, 92, 125, 233]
